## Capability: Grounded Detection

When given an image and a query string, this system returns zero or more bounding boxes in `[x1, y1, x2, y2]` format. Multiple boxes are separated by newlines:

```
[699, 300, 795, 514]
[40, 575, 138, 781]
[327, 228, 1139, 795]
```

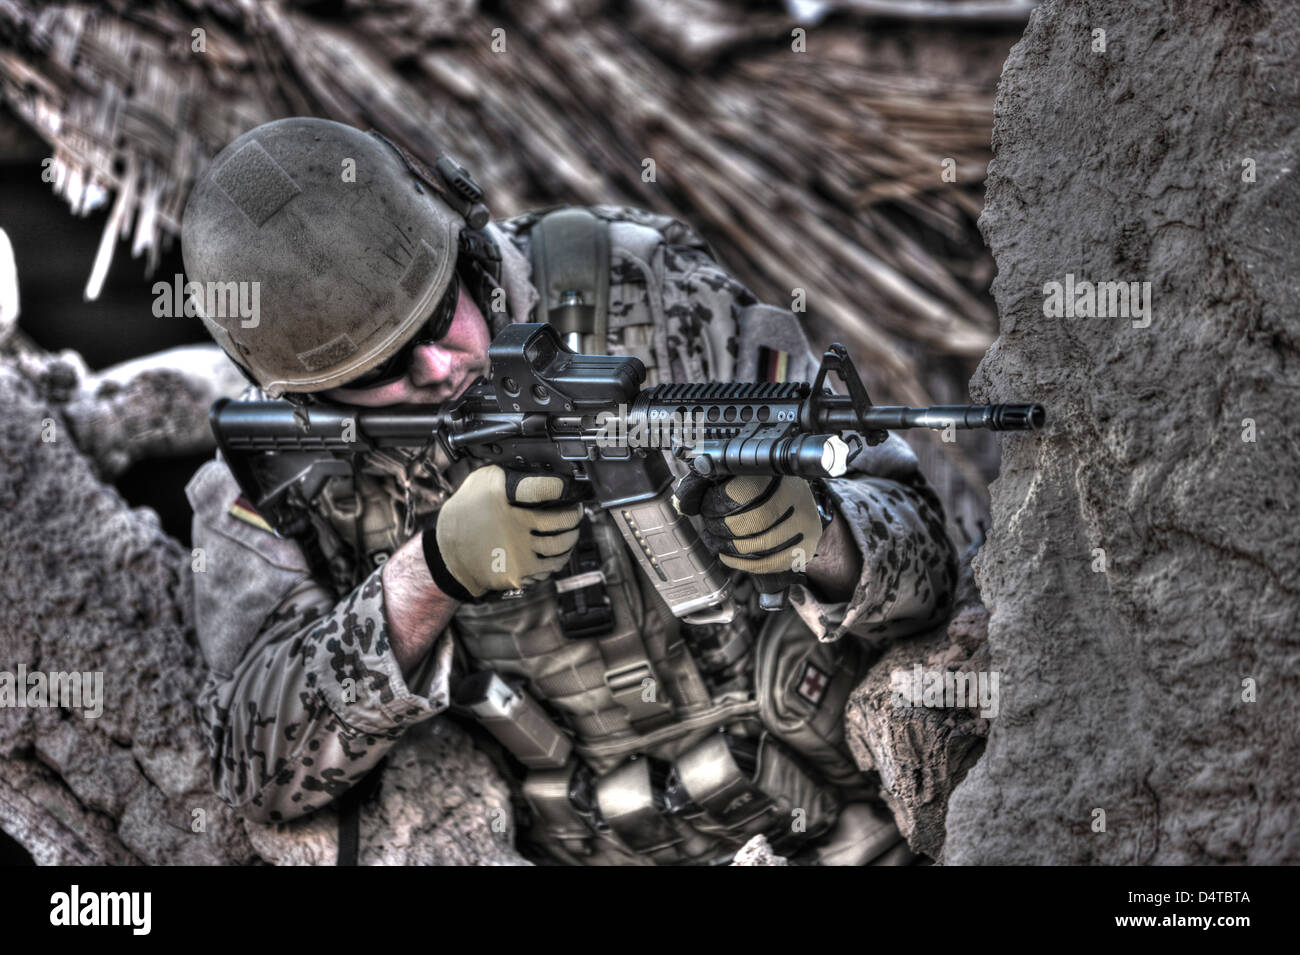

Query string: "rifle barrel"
[822, 402, 1045, 432]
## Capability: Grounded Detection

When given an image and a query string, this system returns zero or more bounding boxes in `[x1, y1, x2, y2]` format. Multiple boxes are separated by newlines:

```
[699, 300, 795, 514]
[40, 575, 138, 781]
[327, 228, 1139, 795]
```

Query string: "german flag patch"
[229, 496, 275, 533]
[757, 346, 790, 383]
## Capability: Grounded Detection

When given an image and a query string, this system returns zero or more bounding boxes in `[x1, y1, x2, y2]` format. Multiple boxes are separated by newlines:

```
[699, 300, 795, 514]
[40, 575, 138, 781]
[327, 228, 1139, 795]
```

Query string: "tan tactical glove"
[422, 464, 583, 600]
[673, 472, 825, 576]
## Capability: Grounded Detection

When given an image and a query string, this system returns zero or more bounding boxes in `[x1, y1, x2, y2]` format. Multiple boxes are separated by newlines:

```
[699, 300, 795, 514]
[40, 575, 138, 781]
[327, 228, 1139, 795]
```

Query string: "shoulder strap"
[528, 207, 611, 354]
[336, 758, 386, 865]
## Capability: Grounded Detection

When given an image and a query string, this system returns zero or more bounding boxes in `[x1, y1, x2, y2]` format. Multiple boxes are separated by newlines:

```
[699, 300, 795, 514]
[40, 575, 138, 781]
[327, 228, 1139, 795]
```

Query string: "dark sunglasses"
[345, 271, 462, 390]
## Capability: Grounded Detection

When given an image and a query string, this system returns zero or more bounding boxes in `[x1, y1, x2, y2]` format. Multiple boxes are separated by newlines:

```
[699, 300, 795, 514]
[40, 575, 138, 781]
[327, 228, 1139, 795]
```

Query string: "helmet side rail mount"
[366, 129, 490, 229]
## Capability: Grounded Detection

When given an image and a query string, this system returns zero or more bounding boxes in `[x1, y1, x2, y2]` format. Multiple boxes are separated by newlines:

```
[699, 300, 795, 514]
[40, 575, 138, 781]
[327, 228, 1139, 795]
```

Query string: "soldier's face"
[324, 284, 492, 406]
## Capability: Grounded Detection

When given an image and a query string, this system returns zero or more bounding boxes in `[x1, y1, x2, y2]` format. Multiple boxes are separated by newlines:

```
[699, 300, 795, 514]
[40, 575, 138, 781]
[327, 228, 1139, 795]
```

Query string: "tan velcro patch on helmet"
[214, 140, 302, 227]
[399, 239, 439, 300]
[297, 333, 356, 371]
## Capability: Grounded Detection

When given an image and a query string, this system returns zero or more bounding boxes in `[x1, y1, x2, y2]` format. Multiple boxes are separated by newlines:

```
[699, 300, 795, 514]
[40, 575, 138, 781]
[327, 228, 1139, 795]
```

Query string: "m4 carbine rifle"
[212, 322, 1044, 624]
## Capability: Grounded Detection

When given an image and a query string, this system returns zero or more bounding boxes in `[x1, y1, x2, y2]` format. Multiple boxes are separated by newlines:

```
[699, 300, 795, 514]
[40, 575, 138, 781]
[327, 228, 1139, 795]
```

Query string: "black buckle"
[555, 518, 614, 638]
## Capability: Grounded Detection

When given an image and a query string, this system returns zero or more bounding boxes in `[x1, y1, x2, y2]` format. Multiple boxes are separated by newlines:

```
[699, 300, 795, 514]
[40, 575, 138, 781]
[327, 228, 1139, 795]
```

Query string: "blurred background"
[0, 0, 1036, 546]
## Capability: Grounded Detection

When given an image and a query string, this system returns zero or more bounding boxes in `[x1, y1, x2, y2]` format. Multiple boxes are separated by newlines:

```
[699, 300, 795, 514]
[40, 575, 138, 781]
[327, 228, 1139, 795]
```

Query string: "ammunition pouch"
[521, 765, 602, 864]
[452, 670, 571, 770]
[520, 724, 842, 864]
[463, 598, 876, 863]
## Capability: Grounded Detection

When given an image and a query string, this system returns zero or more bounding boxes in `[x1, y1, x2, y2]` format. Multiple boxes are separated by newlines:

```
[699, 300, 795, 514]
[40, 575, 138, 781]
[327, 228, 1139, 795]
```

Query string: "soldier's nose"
[408, 343, 455, 386]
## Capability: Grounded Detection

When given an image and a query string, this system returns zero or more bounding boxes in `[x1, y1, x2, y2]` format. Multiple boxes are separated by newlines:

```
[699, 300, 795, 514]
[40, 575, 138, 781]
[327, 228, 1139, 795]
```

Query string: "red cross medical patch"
[795, 662, 830, 707]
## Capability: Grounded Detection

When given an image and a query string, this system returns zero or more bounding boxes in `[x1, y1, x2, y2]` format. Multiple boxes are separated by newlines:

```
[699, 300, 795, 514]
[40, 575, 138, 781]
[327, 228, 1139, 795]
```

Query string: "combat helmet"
[181, 117, 488, 396]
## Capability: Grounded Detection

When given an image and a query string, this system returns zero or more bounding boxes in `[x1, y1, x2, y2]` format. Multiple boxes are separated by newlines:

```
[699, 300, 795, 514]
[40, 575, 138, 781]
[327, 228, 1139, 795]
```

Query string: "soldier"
[183, 117, 957, 865]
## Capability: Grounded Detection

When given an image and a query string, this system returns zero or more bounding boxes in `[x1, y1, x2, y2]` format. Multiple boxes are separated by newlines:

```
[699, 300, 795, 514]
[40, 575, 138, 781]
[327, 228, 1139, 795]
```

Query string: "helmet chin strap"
[280, 390, 315, 429]
[457, 227, 506, 335]
[228, 356, 263, 393]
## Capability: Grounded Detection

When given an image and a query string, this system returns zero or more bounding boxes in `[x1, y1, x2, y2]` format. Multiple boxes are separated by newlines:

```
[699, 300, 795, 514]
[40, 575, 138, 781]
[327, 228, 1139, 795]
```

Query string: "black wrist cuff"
[809, 478, 837, 529]
[421, 520, 478, 604]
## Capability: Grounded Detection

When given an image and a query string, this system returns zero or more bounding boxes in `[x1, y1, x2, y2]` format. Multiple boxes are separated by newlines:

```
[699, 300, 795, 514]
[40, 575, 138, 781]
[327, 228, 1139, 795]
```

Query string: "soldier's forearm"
[198, 561, 453, 823]
[804, 474, 957, 642]
[805, 512, 862, 602]
[381, 531, 460, 673]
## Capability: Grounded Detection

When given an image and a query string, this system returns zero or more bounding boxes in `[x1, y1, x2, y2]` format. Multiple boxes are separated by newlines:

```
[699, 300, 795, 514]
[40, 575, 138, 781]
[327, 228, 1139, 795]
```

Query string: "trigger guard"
[503, 467, 583, 508]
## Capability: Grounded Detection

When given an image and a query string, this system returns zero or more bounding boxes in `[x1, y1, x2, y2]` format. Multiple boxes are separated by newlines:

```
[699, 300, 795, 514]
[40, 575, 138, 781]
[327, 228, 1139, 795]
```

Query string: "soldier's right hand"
[421, 464, 583, 600]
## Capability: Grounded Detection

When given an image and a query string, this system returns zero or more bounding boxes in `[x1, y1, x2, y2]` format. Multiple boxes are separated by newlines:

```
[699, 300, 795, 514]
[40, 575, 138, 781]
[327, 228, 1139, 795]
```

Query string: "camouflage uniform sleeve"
[796, 447, 958, 645]
[185, 458, 453, 823]
[658, 242, 957, 646]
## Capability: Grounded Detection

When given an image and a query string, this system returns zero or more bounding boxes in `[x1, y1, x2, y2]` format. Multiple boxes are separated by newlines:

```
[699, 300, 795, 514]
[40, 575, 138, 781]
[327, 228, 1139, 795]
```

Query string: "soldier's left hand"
[673, 473, 824, 576]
